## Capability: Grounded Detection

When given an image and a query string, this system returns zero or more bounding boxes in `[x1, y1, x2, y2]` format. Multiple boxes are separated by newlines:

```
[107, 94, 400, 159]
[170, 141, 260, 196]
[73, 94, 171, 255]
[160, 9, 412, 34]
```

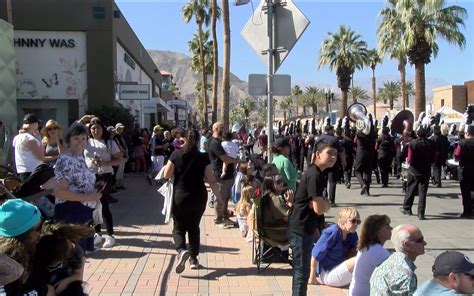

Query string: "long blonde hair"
[236, 185, 255, 215]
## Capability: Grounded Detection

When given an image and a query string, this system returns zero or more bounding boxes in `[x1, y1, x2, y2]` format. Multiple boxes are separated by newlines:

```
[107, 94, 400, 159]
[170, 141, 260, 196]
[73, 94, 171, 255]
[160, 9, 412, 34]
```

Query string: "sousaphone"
[390, 110, 414, 135]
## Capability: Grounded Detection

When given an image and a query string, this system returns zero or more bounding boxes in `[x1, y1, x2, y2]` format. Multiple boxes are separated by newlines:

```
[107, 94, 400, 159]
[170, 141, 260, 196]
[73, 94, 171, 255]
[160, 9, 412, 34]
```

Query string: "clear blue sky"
[116, 0, 474, 89]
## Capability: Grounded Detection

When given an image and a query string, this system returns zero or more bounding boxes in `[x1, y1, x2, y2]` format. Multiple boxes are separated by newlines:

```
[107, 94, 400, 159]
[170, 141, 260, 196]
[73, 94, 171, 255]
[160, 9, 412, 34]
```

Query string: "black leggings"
[94, 173, 114, 235]
[172, 201, 206, 258]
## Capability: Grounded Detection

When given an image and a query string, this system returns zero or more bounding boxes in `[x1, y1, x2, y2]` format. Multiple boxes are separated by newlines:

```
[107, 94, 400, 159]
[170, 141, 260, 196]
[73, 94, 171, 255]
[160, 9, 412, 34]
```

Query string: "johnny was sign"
[14, 38, 76, 48]
[119, 84, 150, 100]
[14, 30, 87, 106]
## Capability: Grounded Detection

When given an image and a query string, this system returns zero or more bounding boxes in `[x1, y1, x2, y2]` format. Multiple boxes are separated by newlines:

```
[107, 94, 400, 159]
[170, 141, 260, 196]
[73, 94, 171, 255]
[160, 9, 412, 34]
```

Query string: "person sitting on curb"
[370, 224, 426, 296]
[414, 251, 474, 295]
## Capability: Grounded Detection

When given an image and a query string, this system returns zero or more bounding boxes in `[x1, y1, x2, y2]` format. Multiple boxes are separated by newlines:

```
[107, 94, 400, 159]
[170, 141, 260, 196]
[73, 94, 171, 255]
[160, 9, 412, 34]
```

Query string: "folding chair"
[251, 195, 292, 273]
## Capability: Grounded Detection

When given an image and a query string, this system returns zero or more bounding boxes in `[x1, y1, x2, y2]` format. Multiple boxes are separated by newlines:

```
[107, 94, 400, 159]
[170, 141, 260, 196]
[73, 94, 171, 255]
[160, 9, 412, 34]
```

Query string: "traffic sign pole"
[267, 0, 274, 164]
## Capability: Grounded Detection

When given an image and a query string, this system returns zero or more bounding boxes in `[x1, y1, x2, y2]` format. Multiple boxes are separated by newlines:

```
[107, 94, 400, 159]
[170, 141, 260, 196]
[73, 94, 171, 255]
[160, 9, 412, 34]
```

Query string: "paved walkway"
[84, 173, 474, 296]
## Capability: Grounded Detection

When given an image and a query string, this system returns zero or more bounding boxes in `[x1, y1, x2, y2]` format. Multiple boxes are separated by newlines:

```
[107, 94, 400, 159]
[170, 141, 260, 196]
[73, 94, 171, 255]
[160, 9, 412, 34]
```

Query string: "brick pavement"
[84, 173, 473, 296]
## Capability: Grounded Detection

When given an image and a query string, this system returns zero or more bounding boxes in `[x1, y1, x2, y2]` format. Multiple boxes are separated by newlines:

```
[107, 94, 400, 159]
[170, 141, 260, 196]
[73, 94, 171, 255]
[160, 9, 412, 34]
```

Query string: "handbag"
[93, 201, 103, 224]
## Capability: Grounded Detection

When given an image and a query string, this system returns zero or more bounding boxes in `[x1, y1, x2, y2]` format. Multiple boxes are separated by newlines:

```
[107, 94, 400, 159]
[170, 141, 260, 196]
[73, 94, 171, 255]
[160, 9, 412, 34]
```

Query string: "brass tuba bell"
[347, 103, 371, 135]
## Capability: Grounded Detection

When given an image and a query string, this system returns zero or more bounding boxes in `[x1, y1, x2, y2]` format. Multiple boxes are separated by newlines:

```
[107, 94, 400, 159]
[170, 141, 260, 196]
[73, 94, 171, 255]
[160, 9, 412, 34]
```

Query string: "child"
[235, 185, 255, 237]
[221, 132, 239, 178]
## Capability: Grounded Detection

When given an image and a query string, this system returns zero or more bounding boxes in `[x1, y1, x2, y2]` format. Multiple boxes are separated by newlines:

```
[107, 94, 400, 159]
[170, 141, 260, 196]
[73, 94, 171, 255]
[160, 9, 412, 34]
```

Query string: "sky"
[115, 0, 474, 90]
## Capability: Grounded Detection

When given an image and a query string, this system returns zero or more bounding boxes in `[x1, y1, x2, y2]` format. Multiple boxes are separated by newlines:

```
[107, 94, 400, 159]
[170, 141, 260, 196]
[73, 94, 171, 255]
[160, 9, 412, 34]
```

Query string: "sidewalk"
[84, 173, 473, 296]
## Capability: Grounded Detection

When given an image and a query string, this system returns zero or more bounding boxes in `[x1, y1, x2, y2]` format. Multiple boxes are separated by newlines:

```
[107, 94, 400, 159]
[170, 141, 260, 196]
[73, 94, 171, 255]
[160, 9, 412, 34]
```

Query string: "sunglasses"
[463, 273, 474, 280]
[411, 236, 425, 244]
[47, 126, 58, 131]
[349, 219, 362, 225]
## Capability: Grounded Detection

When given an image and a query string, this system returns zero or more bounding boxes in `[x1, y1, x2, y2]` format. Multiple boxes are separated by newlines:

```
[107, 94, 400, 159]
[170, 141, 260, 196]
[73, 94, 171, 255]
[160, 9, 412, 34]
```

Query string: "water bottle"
[94, 152, 104, 175]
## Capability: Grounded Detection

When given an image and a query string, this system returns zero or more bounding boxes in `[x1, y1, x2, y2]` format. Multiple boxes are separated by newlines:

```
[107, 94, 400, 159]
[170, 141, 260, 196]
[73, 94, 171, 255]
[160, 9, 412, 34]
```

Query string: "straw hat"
[40, 119, 63, 137]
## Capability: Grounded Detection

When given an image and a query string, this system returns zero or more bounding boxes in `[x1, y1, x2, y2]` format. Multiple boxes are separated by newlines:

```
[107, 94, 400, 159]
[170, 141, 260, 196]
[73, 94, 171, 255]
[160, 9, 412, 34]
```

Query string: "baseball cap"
[0, 199, 41, 238]
[313, 135, 340, 153]
[23, 114, 40, 124]
[115, 123, 125, 129]
[432, 251, 474, 276]
[273, 137, 290, 148]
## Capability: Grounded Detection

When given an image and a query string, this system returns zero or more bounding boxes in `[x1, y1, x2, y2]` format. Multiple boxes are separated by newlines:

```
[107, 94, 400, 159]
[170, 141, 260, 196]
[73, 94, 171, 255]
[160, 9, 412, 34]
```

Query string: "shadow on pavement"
[201, 244, 240, 254]
[182, 266, 292, 279]
[431, 193, 460, 199]
[113, 230, 172, 237]
[86, 250, 149, 259]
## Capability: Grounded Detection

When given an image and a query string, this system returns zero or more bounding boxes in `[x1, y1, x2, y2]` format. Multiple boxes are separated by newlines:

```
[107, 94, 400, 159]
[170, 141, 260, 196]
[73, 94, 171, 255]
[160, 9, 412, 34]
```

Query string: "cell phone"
[94, 181, 106, 192]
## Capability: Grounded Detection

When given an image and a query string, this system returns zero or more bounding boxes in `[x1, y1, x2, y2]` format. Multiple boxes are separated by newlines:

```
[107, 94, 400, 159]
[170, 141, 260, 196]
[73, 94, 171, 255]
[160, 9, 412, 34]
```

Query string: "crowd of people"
[1, 104, 473, 296]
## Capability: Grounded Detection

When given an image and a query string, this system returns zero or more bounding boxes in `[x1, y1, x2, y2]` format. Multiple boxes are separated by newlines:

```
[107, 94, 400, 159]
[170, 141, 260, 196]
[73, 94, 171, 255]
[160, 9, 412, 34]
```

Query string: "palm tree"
[304, 86, 324, 116]
[210, 1, 221, 123]
[220, 0, 231, 128]
[348, 86, 370, 103]
[183, 0, 212, 126]
[405, 81, 415, 108]
[366, 49, 382, 117]
[318, 25, 368, 117]
[292, 85, 303, 116]
[379, 0, 467, 118]
[279, 96, 293, 124]
[378, 80, 400, 110]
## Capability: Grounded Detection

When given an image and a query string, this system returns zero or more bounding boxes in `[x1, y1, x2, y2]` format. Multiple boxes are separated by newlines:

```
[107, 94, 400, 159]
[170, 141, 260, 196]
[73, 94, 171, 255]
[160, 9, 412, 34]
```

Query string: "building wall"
[432, 85, 467, 113]
[465, 80, 474, 106]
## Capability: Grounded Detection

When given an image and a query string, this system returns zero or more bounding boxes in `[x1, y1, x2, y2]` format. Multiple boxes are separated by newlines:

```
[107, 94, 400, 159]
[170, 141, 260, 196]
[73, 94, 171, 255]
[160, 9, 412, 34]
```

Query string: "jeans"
[216, 178, 234, 221]
[288, 230, 317, 296]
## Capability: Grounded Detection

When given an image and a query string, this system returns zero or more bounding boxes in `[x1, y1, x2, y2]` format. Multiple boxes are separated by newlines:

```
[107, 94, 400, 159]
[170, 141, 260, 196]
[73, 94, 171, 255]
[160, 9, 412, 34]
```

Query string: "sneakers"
[102, 235, 116, 248]
[175, 250, 190, 274]
[189, 257, 201, 270]
[94, 233, 103, 245]
[222, 218, 235, 226]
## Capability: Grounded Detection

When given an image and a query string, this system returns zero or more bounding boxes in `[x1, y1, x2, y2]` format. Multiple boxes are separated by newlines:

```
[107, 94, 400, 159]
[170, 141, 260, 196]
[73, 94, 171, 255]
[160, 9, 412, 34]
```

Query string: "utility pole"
[6, 0, 13, 24]
[266, 0, 274, 163]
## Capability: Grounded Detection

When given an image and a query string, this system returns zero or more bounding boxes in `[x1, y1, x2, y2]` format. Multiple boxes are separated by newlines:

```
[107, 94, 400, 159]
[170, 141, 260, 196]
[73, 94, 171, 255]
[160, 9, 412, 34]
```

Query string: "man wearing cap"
[415, 251, 474, 295]
[115, 123, 128, 190]
[148, 125, 167, 183]
[454, 124, 474, 218]
[370, 224, 426, 296]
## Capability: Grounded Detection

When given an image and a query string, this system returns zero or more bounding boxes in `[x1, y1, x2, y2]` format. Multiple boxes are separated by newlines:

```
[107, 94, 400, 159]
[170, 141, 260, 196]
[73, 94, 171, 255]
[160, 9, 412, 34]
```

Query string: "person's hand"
[284, 189, 294, 203]
[78, 114, 95, 124]
[86, 191, 102, 202]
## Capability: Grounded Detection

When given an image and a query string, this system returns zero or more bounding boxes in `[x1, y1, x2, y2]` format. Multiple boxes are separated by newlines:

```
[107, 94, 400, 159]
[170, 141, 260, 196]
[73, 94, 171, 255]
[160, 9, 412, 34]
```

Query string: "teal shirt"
[414, 279, 458, 296]
[272, 154, 297, 190]
[370, 252, 418, 296]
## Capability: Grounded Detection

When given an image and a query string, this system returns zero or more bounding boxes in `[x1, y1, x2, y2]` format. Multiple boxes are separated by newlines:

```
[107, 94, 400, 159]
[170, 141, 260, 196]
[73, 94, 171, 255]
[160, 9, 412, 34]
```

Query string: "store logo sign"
[14, 38, 76, 48]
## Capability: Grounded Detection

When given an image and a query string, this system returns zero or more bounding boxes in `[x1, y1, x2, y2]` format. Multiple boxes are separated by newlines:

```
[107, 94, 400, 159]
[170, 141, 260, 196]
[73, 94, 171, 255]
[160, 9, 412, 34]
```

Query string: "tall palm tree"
[348, 86, 370, 103]
[405, 81, 415, 108]
[318, 25, 368, 117]
[210, 1, 221, 123]
[378, 80, 400, 110]
[220, 0, 231, 128]
[183, 0, 212, 126]
[366, 49, 382, 117]
[380, 0, 467, 118]
[188, 31, 213, 75]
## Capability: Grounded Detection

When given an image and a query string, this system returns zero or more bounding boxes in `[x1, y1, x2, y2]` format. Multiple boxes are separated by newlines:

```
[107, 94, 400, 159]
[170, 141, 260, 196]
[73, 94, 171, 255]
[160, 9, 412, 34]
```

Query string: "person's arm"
[163, 160, 175, 180]
[24, 138, 45, 161]
[53, 179, 101, 202]
[310, 195, 330, 215]
[312, 227, 337, 262]
[204, 164, 222, 201]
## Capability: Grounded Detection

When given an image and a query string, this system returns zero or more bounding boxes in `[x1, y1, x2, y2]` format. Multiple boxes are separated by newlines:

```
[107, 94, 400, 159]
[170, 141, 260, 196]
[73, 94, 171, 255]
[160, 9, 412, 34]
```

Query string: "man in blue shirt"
[415, 251, 474, 295]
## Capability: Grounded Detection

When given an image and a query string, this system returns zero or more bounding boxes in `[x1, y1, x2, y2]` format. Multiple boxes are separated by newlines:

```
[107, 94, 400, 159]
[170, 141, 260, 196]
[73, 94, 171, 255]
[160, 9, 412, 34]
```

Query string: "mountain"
[147, 50, 250, 109]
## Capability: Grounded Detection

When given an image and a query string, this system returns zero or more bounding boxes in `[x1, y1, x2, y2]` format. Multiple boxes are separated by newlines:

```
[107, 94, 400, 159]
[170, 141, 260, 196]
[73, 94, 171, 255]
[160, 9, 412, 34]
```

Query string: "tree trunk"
[198, 25, 208, 127]
[283, 111, 287, 125]
[414, 62, 426, 119]
[399, 61, 407, 110]
[390, 97, 394, 110]
[351, 74, 356, 103]
[372, 69, 377, 118]
[220, 0, 230, 128]
[341, 90, 348, 117]
[211, 0, 219, 124]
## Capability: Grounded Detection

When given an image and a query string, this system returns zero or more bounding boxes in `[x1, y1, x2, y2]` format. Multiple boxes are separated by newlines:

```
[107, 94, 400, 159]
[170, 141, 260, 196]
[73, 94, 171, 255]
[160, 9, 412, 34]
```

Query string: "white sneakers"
[94, 233, 116, 248]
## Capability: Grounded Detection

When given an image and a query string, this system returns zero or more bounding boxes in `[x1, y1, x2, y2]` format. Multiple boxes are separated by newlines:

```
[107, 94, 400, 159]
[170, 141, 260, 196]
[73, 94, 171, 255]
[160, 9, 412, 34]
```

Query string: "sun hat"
[432, 251, 474, 276]
[115, 123, 125, 129]
[0, 199, 41, 238]
[153, 125, 163, 133]
[40, 119, 64, 137]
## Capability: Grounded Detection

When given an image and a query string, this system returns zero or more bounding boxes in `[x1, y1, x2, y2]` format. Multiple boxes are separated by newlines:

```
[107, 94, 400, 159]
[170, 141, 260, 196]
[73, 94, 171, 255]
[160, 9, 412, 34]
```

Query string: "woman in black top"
[163, 130, 221, 274]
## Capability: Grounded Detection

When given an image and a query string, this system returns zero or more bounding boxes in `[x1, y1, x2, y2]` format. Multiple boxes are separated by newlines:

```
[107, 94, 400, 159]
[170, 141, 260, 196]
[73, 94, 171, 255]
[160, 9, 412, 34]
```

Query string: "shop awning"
[156, 97, 172, 113]
[437, 106, 464, 124]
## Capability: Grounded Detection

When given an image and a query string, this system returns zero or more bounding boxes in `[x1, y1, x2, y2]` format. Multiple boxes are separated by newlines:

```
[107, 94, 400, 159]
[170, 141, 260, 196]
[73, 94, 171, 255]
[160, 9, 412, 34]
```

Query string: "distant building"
[433, 80, 474, 113]
[160, 70, 190, 128]
[0, 0, 170, 128]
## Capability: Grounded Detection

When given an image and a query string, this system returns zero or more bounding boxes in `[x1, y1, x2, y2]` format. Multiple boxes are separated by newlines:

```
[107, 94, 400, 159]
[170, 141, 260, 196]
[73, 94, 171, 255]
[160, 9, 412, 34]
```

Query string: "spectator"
[370, 224, 427, 296]
[114, 123, 128, 190]
[163, 130, 222, 273]
[221, 132, 239, 179]
[207, 122, 238, 228]
[84, 118, 122, 248]
[12, 114, 44, 181]
[163, 130, 174, 162]
[132, 126, 147, 173]
[272, 137, 297, 191]
[172, 128, 185, 151]
[349, 214, 392, 296]
[199, 129, 210, 153]
[53, 122, 101, 253]
[415, 251, 474, 295]
[148, 125, 167, 183]
[0, 199, 43, 295]
[40, 119, 66, 166]
[288, 135, 336, 295]
[236, 185, 254, 237]
[258, 129, 268, 157]
[309, 207, 359, 287]
[0, 254, 24, 290]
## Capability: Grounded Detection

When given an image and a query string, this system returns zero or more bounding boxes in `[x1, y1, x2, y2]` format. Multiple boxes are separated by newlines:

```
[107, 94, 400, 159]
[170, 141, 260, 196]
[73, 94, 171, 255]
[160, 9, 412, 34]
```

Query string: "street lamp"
[324, 88, 334, 115]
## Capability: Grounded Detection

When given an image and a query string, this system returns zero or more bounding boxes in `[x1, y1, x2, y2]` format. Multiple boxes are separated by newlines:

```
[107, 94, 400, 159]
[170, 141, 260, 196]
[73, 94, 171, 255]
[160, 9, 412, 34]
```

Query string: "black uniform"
[455, 137, 474, 217]
[354, 129, 376, 195]
[402, 137, 434, 219]
[341, 132, 355, 188]
[326, 137, 343, 205]
[430, 132, 449, 187]
[376, 134, 396, 187]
